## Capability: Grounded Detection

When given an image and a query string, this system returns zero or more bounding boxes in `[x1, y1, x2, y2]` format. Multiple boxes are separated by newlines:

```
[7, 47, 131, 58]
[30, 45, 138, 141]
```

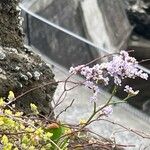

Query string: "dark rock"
[124, 0, 150, 39]
[0, 46, 57, 116]
[0, 0, 57, 118]
[0, 0, 24, 49]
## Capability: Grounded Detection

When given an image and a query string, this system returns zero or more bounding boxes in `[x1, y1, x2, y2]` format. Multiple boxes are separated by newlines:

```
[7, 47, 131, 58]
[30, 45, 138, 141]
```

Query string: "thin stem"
[109, 101, 127, 105]
[81, 86, 117, 128]
[49, 138, 62, 150]
[82, 102, 97, 128]
[96, 86, 117, 113]
[56, 99, 75, 119]
[123, 94, 132, 101]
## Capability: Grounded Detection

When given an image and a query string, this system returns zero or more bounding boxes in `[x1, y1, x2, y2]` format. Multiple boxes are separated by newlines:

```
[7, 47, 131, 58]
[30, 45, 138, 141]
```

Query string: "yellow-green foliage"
[0, 91, 69, 150]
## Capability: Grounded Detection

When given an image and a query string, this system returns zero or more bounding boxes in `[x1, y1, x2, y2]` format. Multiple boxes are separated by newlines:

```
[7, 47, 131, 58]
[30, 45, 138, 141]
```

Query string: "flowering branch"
[0, 50, 149, 149]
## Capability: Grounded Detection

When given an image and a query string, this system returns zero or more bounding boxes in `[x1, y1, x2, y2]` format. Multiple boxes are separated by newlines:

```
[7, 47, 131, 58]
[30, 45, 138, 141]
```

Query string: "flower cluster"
[105, 51, 148, 85]
[69, 51, 148, 101]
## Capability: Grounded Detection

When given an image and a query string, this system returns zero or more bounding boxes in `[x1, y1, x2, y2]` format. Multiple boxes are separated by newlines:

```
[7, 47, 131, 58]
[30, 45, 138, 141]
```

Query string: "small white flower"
[124, 85, 139, 96]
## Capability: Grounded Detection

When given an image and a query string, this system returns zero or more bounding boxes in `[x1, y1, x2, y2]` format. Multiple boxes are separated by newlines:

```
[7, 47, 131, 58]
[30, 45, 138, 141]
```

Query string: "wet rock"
[0, 51, 6, 60]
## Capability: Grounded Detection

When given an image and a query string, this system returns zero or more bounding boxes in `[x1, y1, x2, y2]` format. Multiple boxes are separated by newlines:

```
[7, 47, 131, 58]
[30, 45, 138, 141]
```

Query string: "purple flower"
[81, 66, 93, 80]
[90, 91, 99, 102]
[105, 51, 148, 85]
[69, 50, 148, 101]
[102, 106, 113, 116]
[80, 65, 109, 85]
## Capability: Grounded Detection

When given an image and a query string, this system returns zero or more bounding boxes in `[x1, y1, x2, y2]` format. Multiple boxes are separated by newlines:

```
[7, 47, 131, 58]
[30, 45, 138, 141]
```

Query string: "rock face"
[0, 46, 56, 115]
[0, 0, 24, 49]
[81, 0, 131, 55]
[125, 0, 150, 39]
[0, 0, 56, 117]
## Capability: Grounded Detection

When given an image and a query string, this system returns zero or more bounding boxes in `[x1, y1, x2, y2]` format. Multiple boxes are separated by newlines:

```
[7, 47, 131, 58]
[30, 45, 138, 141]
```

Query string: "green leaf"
[30, 103, 39, 114]
[8, 91, 15, 101]
[1, 135, 8, 145]
[3, 143, 13, 150]
[22, 135, 30, 145]
[0, 97, 5, 107]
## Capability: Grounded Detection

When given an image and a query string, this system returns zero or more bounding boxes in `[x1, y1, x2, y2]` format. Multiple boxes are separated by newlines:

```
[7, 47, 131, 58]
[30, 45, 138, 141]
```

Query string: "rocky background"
[21, 0, 150, 115]
[28, 0, 97, 69]
[121, 0, 150, 114]
[0, 0, 24, 49]
[124, 0, 150, 39]
[0, 0, 56, 117]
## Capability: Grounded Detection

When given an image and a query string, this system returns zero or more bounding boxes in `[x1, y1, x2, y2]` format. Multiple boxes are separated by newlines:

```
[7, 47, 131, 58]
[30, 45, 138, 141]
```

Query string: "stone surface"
[0, 46, 56, 116]
[38, 0, 84, 36]
[23, 0, 54, 13]
[81, 0, 131, 56]
[23, 0, 97, 69]
[0, 0, 24, 49]
[0, 0, 56, 117]
[97, 0, 131, 48]
[22, 0, 131, 68]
